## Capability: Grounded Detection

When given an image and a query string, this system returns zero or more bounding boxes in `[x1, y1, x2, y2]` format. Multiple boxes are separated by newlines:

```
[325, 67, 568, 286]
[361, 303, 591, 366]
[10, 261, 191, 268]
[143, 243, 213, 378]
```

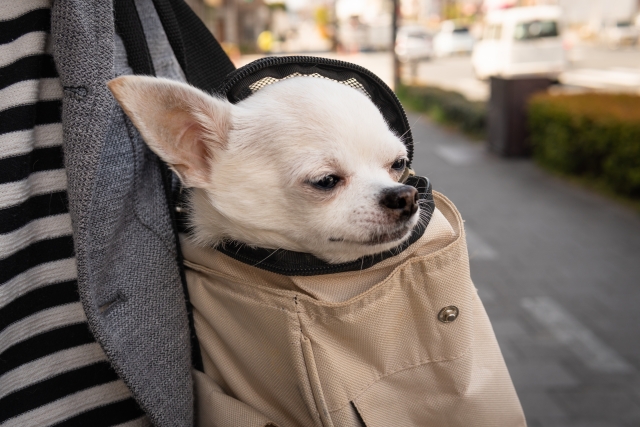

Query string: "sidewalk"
[410, 113, 640, 427]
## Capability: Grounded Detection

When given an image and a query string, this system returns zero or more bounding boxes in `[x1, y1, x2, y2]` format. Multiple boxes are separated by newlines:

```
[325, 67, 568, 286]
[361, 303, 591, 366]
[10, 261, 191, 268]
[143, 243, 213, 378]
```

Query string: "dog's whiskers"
[356, 256, 366, 280]
[399, 115, 422, 142]
[252, 247, 283, 268]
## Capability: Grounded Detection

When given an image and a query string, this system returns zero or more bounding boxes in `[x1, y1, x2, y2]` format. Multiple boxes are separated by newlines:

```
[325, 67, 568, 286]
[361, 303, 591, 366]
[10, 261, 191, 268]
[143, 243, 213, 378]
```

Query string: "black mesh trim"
[217, 56, 414, 164]
[216, 176, 433, 276]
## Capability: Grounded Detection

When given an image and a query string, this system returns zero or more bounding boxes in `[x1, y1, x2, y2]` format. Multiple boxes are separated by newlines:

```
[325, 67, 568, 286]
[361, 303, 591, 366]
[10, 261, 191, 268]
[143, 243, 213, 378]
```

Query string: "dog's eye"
[391, 158, 407, 171]
[313, 175, 340, 190]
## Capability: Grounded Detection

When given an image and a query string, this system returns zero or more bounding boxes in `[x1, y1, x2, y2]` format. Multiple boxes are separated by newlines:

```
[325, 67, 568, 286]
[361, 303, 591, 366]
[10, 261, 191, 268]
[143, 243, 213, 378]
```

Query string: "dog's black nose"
[380, 185, 419, 218]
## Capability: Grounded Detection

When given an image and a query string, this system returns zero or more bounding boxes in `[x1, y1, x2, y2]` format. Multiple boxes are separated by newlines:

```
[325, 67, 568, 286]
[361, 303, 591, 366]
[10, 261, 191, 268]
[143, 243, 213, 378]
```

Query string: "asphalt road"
[409, 113, 640, 427]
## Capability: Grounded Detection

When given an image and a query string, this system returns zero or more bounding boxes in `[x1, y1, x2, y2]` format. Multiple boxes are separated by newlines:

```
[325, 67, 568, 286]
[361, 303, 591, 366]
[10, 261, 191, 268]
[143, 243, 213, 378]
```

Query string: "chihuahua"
[108, 75, 422, 264]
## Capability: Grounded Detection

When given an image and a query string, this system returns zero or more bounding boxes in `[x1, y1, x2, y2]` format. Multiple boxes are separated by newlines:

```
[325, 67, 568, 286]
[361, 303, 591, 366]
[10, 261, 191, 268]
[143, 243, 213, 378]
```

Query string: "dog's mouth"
[329, 226, 412, 246]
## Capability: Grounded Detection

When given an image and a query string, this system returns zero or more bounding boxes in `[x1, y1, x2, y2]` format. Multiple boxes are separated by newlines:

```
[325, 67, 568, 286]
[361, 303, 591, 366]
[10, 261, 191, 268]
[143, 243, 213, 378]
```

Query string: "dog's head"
[108, 76, 421, 263]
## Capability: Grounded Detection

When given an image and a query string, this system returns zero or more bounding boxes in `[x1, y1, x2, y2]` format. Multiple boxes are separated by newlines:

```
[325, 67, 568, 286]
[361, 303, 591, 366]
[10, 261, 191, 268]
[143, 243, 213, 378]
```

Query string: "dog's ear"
[108, 76, 231, 188]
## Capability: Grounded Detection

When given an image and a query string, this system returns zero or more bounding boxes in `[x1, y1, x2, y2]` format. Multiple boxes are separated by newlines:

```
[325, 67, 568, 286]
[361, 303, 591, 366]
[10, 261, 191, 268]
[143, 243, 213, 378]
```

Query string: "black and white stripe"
[0, 2, 148, 426]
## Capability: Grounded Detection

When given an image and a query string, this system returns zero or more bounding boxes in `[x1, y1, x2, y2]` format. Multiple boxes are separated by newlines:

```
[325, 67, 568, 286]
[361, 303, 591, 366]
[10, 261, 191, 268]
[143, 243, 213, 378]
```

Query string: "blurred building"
[413, 0, 483, 21]
[188, 0, 270, 53]
[190, 0, 335, 54]
[335, 0, 393, 51]
[269, 0, 333, 53]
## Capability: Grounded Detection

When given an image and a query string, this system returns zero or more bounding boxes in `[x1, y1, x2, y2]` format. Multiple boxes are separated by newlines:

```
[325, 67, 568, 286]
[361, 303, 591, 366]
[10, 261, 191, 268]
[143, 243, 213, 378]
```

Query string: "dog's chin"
[317, 227, 415, 264]
[328, 227, 409, 246]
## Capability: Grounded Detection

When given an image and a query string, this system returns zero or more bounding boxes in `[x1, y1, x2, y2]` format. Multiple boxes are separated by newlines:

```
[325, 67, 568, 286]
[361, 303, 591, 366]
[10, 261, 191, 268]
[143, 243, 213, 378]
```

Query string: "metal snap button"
[438, 306, 459, 323]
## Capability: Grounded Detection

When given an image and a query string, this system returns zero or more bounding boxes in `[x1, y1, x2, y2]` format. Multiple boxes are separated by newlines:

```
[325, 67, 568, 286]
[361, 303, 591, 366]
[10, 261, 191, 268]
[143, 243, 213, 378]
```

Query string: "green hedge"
[396, 85, 486, 136]
[529, 93, 640, 198]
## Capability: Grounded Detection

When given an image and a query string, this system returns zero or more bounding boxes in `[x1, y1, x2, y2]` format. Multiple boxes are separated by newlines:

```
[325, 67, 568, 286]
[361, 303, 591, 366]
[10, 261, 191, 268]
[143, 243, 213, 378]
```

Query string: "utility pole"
[331, 0, 338, 52]
[392, 0, 400, 89]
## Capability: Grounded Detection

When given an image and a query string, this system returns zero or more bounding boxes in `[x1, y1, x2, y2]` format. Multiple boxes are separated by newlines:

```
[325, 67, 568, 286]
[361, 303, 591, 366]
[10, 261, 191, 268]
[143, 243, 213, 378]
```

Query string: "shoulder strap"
[151, 0, 235, 92]
[115, 0, 235, 91]
[114, 0, 156, 75]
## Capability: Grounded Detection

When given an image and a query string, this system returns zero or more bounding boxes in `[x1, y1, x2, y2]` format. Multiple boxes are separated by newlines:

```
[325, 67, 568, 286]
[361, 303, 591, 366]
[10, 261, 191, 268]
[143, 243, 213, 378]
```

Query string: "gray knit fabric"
[51, 1, 193, 426]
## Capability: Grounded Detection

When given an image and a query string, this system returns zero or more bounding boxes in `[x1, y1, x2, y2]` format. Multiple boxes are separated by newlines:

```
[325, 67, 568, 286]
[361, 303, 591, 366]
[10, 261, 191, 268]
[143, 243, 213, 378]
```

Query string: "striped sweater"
[0, 1, 150, 426]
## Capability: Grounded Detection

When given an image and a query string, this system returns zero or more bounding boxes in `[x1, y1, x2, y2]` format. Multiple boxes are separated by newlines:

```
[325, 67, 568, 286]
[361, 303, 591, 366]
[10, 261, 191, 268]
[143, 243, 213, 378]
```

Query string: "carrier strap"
[114, 0, 156, 76]
[151, 0, 235, 92]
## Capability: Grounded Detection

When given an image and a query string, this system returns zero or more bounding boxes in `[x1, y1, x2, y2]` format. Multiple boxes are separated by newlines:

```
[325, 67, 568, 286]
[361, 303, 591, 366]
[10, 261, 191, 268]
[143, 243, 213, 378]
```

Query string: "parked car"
[602, 21, 639, 47]
[471, 6, 565, 80]
[395, 25, 433, 63]
[433, 21, 475, 57]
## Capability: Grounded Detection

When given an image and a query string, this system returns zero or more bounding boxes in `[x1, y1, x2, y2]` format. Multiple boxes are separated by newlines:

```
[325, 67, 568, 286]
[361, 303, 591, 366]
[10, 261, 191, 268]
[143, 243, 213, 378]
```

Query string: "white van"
[471, 6, 565, 80]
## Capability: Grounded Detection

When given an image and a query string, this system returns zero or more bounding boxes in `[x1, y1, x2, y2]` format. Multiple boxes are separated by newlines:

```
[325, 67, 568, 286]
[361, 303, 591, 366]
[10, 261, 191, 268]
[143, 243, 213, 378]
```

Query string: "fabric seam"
[326, 293, 478, 413]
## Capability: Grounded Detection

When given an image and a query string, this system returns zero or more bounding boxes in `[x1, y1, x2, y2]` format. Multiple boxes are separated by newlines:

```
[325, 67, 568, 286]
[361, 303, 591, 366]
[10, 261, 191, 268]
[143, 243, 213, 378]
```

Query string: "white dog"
[108, 74, 525, 427]
[108, 76, 421, 264]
